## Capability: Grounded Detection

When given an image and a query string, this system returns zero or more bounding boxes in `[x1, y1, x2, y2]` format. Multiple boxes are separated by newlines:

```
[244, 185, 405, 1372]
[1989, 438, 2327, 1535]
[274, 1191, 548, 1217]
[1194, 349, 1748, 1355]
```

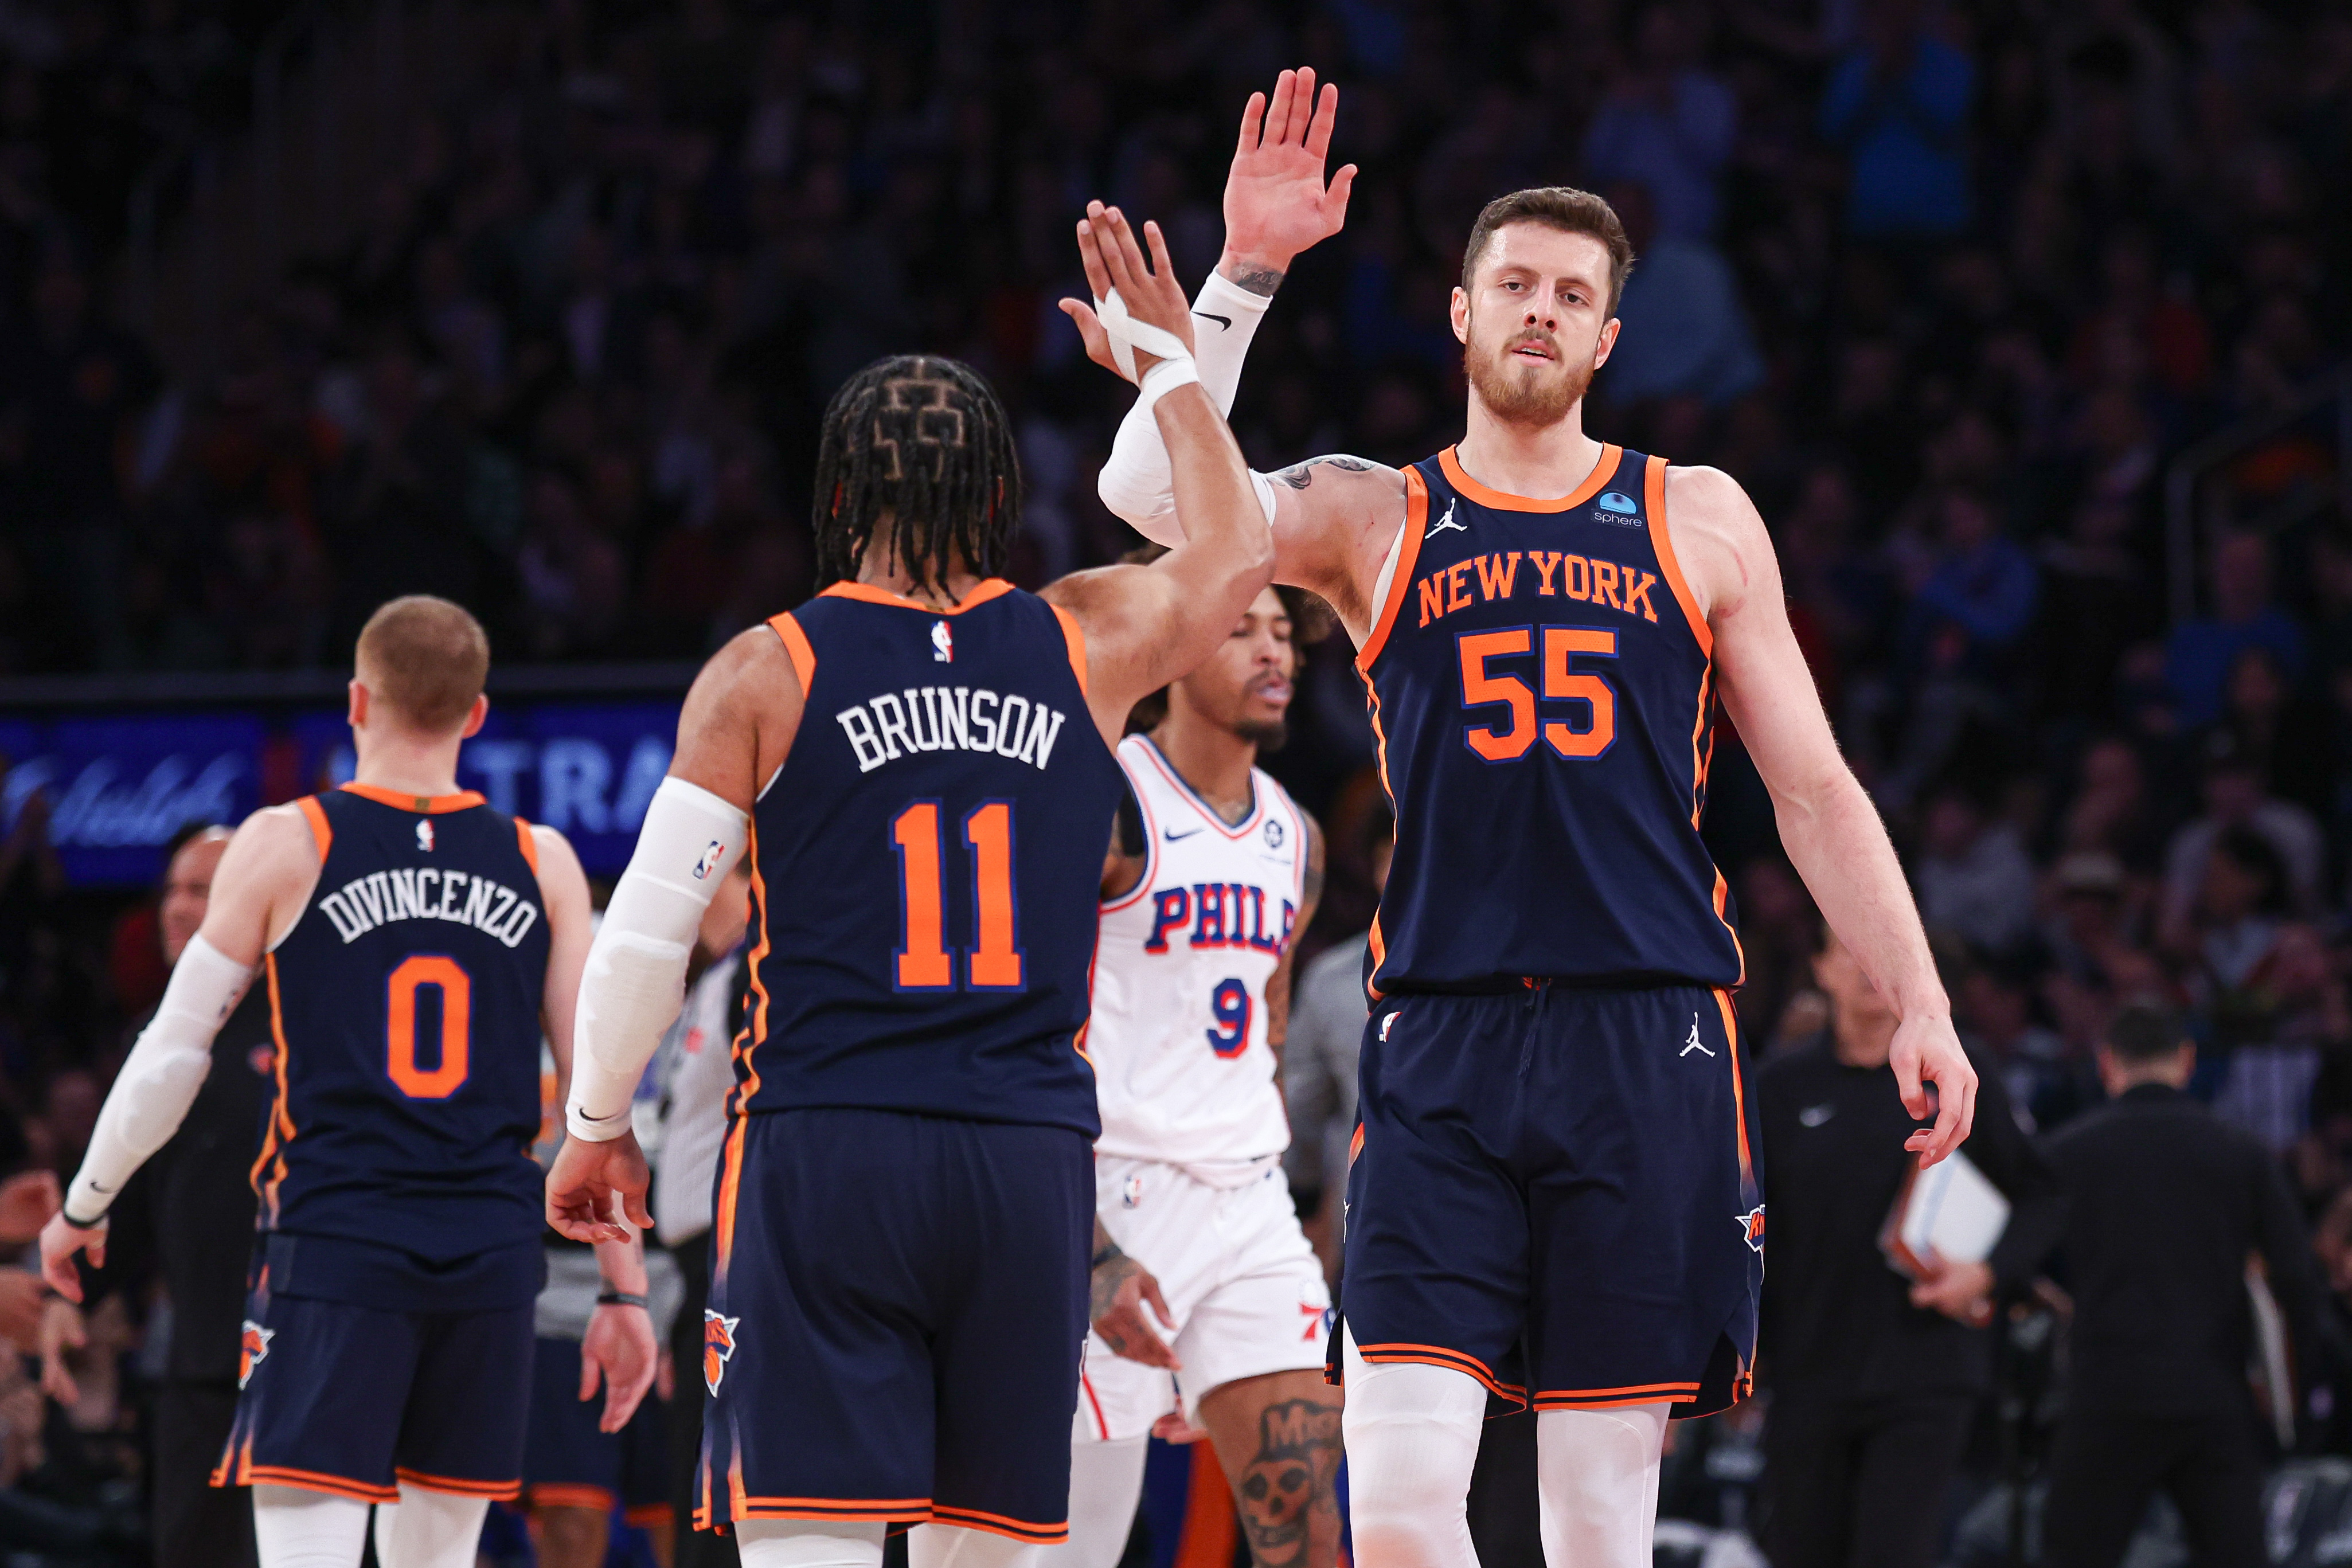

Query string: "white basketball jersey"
[1091, 734, 1307, 1169]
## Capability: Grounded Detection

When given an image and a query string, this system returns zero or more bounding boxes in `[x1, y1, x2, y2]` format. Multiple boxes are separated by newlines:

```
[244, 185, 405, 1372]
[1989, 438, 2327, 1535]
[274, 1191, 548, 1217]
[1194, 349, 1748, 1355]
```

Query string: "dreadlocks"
[811, 355, 1022, 593]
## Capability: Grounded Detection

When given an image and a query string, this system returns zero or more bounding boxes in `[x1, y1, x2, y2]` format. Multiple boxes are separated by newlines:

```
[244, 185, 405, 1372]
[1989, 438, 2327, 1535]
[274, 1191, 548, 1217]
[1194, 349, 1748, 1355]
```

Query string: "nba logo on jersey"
[239, 1320, 274, 1387]
[932, 620, 954, 662]
[704, 1309, 741, 1394]
[416, 820, 434, 853]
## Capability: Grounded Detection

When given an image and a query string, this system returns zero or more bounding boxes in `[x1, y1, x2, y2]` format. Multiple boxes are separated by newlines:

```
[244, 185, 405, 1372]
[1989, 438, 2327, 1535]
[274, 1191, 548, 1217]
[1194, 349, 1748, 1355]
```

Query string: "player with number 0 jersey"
[40, 596, 655, 1568]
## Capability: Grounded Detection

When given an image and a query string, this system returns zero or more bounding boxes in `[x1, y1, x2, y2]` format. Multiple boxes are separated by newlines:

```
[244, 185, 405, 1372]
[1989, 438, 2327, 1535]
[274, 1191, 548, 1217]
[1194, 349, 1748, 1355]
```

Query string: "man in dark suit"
[2041, 1003, 2324, 1568]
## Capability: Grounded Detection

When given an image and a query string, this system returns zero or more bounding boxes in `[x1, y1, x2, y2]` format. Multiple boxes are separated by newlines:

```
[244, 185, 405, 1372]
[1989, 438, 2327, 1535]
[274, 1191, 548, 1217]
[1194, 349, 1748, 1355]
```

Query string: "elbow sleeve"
[569, 777, 750, 1140]
[1097, 270, 1275, 544]
[67, 934, 249, 1221]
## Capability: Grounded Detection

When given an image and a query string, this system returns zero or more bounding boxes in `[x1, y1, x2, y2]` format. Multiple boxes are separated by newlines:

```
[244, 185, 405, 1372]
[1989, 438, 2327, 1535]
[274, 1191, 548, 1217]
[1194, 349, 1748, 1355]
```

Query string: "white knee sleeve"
[736, 1518, 886, 1568]
[1536, 1404, 1669, 1568]
[907, 1523, 1040, 1568]
[251, 1485, 370, 1568]
[1038, 1436, 1147, 1568]
[372, 1484, 490, 1568]
[1338, 1328, 1485, 1568]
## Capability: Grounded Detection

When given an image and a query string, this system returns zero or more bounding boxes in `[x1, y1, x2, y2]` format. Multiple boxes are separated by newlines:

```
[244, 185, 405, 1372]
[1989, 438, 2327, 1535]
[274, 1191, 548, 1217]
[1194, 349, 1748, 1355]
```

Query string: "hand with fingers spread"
[545, 1130, 653, 1244]
[1222, 67, 1357, 282]
[1091, 1245, 1181, 1370]
[1058, 204, 1198, 388]
[1892, 1011, 1978, 1166]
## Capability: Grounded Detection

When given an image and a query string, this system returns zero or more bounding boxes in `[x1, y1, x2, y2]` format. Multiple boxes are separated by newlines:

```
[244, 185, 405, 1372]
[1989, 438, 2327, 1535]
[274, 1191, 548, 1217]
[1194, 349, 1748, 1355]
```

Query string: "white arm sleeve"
[568, 777, 751, 1141]
[1099, 269, 1276, 545]
[65, 934, 252, 1222]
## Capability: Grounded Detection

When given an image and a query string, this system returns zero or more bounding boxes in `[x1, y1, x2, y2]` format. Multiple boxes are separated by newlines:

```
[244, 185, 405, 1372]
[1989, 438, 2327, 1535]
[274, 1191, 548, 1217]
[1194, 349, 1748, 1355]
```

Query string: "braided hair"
[811, 355, 1022, 593]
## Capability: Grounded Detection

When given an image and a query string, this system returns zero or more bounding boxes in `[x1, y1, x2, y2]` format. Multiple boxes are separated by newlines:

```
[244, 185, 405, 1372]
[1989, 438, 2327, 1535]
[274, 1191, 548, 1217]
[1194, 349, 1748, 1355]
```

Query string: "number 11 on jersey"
[891, 801, 1025, 992]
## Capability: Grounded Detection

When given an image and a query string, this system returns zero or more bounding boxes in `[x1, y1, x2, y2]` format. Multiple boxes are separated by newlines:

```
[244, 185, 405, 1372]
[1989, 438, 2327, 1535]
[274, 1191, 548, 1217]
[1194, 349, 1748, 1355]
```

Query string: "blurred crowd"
[6, 0, 2352, 1558]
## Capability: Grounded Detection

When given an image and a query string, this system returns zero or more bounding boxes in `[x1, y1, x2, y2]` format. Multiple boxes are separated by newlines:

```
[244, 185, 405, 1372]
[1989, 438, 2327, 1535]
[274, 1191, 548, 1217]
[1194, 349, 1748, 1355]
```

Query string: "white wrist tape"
[67, 933, 251, 1221]
[1137, 357, 1201, 413]
[1091, 287, 1194, 385]
[569, 777, 749, 1141]
[1099, 270, 1272, 540]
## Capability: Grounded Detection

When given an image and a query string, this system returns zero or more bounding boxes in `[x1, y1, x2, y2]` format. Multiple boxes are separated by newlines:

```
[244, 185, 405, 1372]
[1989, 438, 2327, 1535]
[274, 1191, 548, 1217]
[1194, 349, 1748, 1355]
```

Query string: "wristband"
[59, 1207, 108, 1231]
[1090, 1242, 1124, 1270]
[1136, 357, 1201, 415]
[596, 1291, 648, 1310]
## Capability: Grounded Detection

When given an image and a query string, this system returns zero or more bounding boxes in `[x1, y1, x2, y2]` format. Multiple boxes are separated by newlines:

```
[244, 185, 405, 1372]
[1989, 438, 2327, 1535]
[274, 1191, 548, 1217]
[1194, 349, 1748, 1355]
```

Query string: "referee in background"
[2041, 1002, 2324, 1567]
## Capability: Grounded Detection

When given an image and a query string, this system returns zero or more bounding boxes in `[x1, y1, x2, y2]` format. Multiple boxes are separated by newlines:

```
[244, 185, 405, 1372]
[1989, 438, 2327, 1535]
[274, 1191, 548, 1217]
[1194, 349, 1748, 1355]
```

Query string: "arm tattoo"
[1221, 261, 1286, 297]
[1272, 455, 1376, 490]
[1236, 1398, 1343, 1567]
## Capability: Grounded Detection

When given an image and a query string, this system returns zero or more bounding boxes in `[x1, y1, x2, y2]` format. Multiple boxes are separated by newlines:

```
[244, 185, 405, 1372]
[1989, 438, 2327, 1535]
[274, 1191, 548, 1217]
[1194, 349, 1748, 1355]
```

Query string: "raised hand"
[1222, 67, 1356, 286]
[1058, 202, 1197, 385]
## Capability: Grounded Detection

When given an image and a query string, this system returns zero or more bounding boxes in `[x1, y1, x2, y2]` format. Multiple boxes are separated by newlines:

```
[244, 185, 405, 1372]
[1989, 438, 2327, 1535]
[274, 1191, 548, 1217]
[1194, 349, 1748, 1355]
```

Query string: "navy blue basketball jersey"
[254, 784, 550, 1262]
[1358, 446, 1744, 994]
[733, 579, 1124, 1137]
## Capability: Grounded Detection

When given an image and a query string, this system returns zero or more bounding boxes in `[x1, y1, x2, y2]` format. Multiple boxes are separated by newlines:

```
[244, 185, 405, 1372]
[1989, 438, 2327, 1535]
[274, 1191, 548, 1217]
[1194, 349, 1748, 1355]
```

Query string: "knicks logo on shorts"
[1736, 1205, 1766, 1254]
[704, 1310, 742, 1395]
[239, 1321, 274, 1387]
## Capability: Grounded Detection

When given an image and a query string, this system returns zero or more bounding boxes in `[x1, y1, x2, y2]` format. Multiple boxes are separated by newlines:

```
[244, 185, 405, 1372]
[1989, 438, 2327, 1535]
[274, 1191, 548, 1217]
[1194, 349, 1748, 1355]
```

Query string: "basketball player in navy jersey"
[545, 207, 1273, 1568]
[40, 596, 657, 1568]
[1092, 71, 1980, 1568]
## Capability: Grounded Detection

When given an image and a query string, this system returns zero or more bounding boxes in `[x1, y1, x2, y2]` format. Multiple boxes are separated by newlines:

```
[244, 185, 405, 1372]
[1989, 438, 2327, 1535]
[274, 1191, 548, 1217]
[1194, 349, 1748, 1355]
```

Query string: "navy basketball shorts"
[214, 1288, 533, 1501]
[523, 1337, 671, 1525]
[695, 1108, 1092, 1543]
[1334, 983, 1762, 1417]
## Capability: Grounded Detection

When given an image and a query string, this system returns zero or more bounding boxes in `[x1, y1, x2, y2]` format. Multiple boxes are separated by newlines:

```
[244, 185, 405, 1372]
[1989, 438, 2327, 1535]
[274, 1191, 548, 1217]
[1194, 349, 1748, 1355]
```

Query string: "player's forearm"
[1776, 773, 1950, 1020]
[594, 1234, 648, 1295]
[1157, 386, 1276, 596]
[568, 777, 749, 1139]
[1098, 271, 1276, 538]
[66, 937, 249, 1221]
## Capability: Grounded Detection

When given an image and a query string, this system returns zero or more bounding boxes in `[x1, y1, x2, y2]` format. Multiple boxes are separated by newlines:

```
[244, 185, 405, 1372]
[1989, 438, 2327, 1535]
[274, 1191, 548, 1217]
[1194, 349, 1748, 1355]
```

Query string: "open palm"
[1224, 68, 1356, 270]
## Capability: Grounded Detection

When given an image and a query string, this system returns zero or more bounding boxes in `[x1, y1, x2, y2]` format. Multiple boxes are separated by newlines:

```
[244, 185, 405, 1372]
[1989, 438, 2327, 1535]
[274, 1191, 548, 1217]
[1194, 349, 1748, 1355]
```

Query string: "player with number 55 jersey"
[40, 596, 657, 1568]
[547, 201, 1276, 1568]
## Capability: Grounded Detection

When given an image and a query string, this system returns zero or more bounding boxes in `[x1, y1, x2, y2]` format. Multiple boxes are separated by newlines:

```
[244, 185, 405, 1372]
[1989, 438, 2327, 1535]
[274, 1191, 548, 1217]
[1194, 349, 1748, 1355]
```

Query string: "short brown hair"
[1460, 187, 1636, 315]
[355, 595, 490, 733]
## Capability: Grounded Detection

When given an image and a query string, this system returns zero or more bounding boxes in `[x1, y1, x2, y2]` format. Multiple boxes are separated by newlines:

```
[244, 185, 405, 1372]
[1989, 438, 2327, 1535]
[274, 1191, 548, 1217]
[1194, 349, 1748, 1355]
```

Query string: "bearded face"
[1463, 314, 1597, 428]
[1452, 224, 1619, 430]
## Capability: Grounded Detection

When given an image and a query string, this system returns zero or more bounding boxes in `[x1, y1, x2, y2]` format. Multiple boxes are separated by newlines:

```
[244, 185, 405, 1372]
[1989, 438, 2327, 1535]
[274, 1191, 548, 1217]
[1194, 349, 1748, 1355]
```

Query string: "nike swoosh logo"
[1165, 827, 1204, 840]
[1194, 311, 1233, 330]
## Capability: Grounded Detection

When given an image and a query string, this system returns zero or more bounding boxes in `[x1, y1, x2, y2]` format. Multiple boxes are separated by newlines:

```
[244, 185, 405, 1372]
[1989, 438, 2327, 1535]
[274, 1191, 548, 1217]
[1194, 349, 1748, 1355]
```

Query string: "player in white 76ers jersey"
[1046, 577, 1339, 1568]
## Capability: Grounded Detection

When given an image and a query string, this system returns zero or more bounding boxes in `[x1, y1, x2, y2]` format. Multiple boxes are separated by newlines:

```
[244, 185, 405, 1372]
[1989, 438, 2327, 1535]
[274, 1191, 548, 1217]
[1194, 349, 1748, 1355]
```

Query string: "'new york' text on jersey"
[1357, 446, 1744, 994]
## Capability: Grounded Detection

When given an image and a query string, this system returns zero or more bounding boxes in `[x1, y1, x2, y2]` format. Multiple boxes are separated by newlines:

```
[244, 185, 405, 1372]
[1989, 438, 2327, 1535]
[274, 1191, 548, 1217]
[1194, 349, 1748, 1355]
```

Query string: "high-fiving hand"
[1222, 68, 1355, 276]
[1060, 203, 1197, 386]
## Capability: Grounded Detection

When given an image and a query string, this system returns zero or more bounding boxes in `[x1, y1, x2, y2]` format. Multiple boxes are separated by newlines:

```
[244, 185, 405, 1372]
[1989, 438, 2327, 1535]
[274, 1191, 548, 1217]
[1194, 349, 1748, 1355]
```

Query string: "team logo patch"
[1263, 818, 1285, 848]
[1300, 1291, 1333, 1343]
[1736, 1205, 1767, 1253]
[703, 1310, 741, 1394]
[239, 1320, 274, 1387]
[932, 620, 954, 663]
[1592, 491, 1644, 527]
[1426, 498, 1467, 537]
[415, 820, 435, 853]
[692, 840, 724, 880]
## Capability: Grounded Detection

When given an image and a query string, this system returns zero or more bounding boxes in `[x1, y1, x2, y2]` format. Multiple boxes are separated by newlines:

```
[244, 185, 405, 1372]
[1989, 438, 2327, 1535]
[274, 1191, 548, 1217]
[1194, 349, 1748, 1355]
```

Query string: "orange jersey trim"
[338, 781, 488, 814]
[767, 612, 818, 695]
[395, 1468, 522, 1499]
[1347, 1123, 1365, 1166]
[249, 955, 296, 1221]
[732, 1495, 932, 1519]
[1049, 603, 1089, 700]
[623, 1504, 675, 1528]
[1436, 444, 1618, 514]
[929, 1506, 1068, 1544]
[294, 796, 333, 862]
[528, 1484, 617, 1513]
[1533, 1389, 1699, 1411]
[1716, 988, 1752, 1188]
[716, 822, 773, 1280]
[1354, 468, 1429, 675]
[818, 578, 1014, 615]
[1644, 455, 1710, 658]
[1354, 1342, 1527, 1405]
[513, 817, 540, 875]
[241, 1464, 400, 1504]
